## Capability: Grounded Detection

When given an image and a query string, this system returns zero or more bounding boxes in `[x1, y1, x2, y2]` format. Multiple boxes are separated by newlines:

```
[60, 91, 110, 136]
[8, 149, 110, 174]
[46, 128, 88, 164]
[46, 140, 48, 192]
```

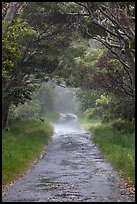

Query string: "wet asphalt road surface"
[2, 114, 135, 202]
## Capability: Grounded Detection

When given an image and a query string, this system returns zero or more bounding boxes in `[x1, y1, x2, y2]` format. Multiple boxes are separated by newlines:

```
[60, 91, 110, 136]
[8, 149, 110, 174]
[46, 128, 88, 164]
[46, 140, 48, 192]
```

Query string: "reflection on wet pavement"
[2, 114, 135, 202]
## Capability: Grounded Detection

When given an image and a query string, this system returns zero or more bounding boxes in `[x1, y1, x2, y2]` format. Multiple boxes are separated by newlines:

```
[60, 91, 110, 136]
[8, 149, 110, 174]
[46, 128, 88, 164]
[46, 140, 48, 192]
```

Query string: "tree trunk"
[4, 2, 23, 25]
[2, 102, 11, 129]
[3, 2, 23, 39]
[126, 52, 135, 96]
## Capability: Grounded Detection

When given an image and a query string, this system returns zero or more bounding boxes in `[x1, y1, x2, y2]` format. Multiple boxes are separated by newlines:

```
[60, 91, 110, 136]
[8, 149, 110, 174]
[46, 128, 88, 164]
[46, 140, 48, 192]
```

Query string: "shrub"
[84, 107, 102, 119]
[112, 119, 135, 134]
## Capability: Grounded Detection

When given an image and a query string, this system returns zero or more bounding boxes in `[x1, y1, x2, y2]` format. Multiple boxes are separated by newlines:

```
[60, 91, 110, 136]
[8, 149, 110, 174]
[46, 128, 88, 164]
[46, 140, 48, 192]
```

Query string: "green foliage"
[77, 89, 114, 122]
[111, 119, 135, 134]
[95, 94, 111, 105]
[75, 48, 103, 67]
[129, 38, 135, 50]
[2, 2, 135, 129]
[76, 89, 103, 111]
[7, 83, 58, 124]
[108, 99, 135, 122]
[8, 99, 41, 123]
[2, 19, 35, 78]
[71, 2, 135, 124]
[59, 2, 80, 13]
[84, 107, 101, 119]
[77, 83, 134, 123]
[57, 44, 85, 87]
[4, 84, 35, 106]
[2, 2, 78, 125]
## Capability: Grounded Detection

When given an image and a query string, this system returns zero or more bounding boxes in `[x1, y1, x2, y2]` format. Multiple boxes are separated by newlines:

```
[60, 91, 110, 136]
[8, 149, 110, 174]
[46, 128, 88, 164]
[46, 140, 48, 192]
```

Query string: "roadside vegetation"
[2, 82, 77, 189]
[2, 119, 53, 188]
[2, 1, 135, 194]
[80, 117, 135, 185]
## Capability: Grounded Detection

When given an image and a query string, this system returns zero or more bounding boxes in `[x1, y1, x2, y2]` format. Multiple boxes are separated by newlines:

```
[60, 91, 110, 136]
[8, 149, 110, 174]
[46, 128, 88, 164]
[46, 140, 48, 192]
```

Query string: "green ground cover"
[2, 119, 53, 187]
[80, 118, 135, 184]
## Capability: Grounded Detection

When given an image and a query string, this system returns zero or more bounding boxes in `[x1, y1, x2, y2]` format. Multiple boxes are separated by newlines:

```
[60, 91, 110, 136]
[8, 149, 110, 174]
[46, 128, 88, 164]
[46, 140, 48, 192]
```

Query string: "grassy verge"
[79, 118, 135, 185]
[2, 119, 53, 187]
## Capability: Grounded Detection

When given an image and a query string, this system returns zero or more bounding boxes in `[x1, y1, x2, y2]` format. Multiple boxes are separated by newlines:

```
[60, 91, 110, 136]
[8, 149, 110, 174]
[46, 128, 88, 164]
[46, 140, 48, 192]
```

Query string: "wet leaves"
[124, 177, 135, 194]
[125, 183, 135, 194]
[2, 179, 16, 191]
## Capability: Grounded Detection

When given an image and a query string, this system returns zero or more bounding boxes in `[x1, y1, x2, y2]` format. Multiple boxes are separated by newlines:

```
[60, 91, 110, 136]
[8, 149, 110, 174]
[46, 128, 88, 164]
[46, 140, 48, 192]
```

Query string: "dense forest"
[2, 2, 135, 129]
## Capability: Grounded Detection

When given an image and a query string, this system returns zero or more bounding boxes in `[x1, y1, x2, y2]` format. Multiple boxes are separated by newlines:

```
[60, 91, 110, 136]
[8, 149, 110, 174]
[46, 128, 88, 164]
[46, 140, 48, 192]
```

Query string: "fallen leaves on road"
[124, 178, 135, 194]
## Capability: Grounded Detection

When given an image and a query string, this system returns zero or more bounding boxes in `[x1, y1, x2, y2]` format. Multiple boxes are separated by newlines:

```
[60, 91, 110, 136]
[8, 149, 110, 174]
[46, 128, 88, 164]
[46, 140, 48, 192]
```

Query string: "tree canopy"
[2, 2, 135, 128]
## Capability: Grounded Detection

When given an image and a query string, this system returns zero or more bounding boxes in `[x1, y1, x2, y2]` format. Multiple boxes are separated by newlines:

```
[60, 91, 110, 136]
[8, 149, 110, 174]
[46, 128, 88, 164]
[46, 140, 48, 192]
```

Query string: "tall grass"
[79, 118, 135, 184]
[2, 119, 53, 187]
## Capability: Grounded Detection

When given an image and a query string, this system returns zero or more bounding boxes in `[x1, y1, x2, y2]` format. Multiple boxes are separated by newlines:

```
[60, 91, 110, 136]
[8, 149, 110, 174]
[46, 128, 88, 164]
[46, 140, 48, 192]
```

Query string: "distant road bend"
[2, 114, 135, 202]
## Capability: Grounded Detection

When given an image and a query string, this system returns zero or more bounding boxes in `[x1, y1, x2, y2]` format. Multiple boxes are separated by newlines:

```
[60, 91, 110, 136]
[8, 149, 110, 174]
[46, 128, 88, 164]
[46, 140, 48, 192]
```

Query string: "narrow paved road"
[2, 114, 135, 202]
